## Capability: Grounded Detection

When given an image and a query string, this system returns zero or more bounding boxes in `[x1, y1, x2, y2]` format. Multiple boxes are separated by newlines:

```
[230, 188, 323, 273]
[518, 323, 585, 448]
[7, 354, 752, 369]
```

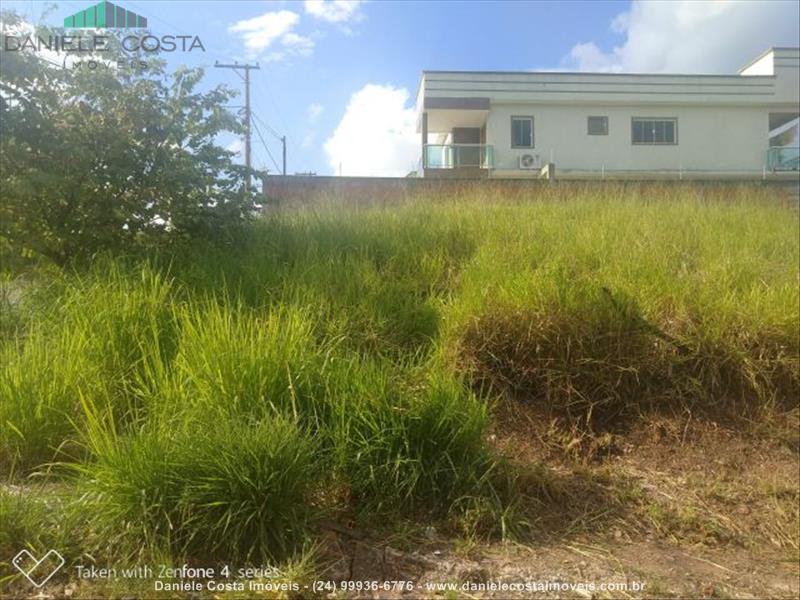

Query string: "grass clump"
[329, 363, 494, 514]
[0, 486, 72, 562]
[80, 415, 317, 563]
[0, 264, 176, 474]
[160, 301, 327, 423]
[455, 288, 662, 423]
[0, 326, 100, 473]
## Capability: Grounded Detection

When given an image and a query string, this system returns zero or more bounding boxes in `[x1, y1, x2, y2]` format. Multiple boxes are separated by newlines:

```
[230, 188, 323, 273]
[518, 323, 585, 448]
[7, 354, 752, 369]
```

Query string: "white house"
[416, 47, 800, 179]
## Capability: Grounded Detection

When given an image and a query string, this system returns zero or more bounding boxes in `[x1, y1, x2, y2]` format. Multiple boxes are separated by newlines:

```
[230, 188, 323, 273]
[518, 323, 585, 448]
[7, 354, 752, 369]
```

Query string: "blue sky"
[5, 1, 800, 176]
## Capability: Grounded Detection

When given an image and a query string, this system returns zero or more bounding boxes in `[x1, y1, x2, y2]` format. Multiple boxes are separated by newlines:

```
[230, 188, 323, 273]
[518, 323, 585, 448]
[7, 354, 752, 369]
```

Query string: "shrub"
[1, 11, 257, 266]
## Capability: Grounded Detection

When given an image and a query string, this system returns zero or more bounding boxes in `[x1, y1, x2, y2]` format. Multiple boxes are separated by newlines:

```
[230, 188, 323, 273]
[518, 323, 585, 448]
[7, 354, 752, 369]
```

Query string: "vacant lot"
[1, 184, 798, 598]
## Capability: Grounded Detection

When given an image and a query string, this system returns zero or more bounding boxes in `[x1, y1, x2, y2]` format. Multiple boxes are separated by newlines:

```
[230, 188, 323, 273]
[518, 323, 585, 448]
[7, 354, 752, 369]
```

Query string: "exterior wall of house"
[770, 49, 800, 103]
[417, 48, 800, 178]
[485, 103, 770, 175]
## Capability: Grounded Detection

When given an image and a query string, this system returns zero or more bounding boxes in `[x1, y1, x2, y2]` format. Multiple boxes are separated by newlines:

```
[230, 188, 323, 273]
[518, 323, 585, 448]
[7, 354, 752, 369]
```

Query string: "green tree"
[0, 11, 258, 266]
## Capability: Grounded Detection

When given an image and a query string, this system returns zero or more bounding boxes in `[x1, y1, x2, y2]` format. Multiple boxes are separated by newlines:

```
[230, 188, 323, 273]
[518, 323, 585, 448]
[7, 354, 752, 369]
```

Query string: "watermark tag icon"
[11, 549, 65, 588]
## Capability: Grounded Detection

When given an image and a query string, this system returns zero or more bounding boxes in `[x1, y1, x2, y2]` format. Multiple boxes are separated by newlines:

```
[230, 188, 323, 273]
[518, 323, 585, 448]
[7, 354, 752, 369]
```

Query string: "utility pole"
[281, 136, 286, 176]
[214, 60, 260, 191]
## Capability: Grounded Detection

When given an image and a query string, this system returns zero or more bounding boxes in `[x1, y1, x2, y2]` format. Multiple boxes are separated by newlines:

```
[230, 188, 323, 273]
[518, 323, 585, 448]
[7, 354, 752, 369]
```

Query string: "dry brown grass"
[455, 303, 799, 430]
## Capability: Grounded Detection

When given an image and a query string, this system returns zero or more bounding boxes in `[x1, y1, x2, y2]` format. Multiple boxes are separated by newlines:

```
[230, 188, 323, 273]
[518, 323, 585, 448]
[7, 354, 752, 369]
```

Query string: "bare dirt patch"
[317, 402, 800, 598]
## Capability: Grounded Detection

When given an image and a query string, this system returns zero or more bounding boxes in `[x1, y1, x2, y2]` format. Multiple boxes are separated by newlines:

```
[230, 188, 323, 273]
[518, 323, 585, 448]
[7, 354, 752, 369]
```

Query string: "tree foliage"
[0, 11, 258, 266]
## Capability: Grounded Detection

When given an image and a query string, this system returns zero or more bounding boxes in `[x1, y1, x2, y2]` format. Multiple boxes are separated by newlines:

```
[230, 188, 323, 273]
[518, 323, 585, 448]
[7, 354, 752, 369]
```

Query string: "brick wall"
[262, 175, 798, 208]
[262, 175, 551, 206]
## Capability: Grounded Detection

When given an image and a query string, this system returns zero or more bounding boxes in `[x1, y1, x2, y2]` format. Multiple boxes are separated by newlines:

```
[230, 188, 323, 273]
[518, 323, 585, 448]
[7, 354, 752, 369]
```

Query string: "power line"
[248, 134, 269, 171]
[252, 113, 287, 176]
[121, 2, 290, 176]
[215, 61, 260, 192]
[252, 112, 282, 141]
[252, 119, 281, 175]
[249, 146, 268, 174]
[124, 0, 292, 175]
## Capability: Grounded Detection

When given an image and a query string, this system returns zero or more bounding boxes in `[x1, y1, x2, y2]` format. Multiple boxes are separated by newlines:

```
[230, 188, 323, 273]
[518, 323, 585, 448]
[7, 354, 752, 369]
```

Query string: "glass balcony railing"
[423, 144, 494, 169]
[767, 147, 800, 171]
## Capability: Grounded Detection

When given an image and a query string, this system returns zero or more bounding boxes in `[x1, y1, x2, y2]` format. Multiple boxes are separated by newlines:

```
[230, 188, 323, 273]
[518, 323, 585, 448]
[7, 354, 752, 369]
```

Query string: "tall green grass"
[1, 265, 175, 472]
[1, 184, 797, 564]
[78, 415, 316, 562]
[445, 187, 799, 421]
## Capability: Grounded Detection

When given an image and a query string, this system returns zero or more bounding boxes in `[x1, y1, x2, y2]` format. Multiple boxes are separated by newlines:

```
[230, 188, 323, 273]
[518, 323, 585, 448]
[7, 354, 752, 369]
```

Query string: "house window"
[511, 116, 534, 148]
[588, 116, 608, 135]
[632, 118, 677, 145]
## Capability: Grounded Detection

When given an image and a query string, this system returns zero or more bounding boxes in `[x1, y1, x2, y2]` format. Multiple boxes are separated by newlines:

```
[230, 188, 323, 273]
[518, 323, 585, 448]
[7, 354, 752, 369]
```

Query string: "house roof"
[419, 47, 799, 83]
[738, 46, 800, 73]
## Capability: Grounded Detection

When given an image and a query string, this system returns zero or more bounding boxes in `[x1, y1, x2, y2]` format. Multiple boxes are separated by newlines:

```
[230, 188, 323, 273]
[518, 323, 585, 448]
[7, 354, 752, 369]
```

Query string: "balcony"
[423, 144, 494, 170]
[767, 147, 800, 171]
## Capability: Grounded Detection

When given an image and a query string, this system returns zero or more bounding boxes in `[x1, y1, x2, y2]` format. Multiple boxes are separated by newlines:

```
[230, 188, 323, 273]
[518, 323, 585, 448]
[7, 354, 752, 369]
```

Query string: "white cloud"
[304, 0, 364, 24]
[228, 10, 314, 60]
[324, 84, 418, 176]
[609, 11, 629, 35]
[307, 102, 324, 122]
[562, 0, 800, 73]
[565, 42, 623, 73]
[281, 32, 314, 55]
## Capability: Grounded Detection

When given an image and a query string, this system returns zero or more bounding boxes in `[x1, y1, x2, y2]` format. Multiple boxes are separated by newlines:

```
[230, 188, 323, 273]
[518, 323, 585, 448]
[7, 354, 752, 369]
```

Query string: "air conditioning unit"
[518, 153, 541, 170]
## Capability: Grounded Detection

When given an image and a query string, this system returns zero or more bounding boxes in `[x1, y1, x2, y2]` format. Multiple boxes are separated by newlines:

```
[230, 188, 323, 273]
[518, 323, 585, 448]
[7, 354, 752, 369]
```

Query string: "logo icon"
[64, 1, 148, 29]
[11, 549, 65, 588]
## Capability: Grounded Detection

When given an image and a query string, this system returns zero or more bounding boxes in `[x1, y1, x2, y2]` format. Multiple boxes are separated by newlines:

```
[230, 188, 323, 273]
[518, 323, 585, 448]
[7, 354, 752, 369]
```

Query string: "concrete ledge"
[490, 169, 800, 181]
[553, 172, 800, 182]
